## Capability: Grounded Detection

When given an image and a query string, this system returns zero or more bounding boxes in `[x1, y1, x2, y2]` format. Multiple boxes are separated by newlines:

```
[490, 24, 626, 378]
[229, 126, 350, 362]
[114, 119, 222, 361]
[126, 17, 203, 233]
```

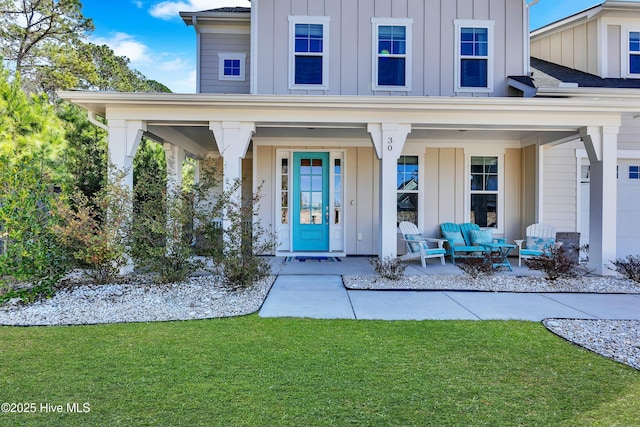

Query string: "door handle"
[325, 206, 329, 222]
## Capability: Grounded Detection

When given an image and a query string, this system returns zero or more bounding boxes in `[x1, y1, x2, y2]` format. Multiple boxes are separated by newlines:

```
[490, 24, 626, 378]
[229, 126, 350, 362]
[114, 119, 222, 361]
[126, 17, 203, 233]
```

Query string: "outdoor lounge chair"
[514, 223, 562, 267]
[439, 222, 503, 264]
[399, 221, 447, 268]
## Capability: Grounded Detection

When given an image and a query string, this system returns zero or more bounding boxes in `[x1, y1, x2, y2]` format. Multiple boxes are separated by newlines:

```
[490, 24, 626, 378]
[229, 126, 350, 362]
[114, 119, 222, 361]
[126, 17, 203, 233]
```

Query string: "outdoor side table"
[480, 242, 517, 271]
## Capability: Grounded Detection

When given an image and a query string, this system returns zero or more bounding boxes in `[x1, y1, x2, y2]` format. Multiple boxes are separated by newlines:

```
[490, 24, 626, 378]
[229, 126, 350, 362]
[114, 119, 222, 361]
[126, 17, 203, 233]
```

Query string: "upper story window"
[218, 53, 246, 81]
[628, 31, 640, 76]
[455, 20, 494, 93]
[288, 16, 330, 90]
[372, 18, 412, 91]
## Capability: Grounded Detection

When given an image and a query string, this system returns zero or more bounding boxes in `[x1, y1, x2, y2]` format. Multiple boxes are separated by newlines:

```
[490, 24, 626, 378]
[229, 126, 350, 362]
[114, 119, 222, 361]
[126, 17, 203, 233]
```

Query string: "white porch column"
[163, 143, 185, 190]
[209, 121, 255, 230]
[368, 123, 411, 259]
[581, 126, 619, 275]
[106, 120, 146, 274]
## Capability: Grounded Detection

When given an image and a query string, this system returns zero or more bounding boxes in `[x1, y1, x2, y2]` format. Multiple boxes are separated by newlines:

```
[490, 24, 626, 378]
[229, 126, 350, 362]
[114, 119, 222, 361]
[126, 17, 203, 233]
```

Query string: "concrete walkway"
[259, 274, 640, 321]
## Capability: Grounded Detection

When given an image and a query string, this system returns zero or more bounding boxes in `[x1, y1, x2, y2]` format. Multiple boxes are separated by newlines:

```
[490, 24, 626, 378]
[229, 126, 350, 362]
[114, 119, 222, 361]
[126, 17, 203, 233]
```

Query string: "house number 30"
[387, 137, 393, 151]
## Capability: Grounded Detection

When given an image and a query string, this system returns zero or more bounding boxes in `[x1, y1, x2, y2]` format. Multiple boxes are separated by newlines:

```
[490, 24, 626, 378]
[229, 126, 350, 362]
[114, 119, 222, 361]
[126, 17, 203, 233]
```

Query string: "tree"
[81, 43, 171, 93]
[0, 0, 94, 93]
[0, 64, 69, 298]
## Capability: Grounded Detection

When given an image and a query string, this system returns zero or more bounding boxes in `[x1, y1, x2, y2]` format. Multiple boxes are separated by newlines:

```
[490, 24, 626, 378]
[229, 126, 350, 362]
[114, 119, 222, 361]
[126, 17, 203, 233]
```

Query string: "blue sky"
[82, 0, 636, 93]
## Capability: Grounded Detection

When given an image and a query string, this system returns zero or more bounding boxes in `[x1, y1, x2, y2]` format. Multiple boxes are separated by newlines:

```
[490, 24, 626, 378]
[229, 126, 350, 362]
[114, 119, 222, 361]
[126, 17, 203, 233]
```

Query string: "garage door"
[617, 160, 640, 258]
[581, 160, 640, 258]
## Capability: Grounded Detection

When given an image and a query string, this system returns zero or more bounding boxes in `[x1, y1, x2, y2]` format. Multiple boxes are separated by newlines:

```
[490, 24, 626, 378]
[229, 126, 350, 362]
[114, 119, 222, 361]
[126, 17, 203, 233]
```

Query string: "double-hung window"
[628, 31, 640, 76]
[397, 156, 419, 225]
[218, 53, 246, 81]
[470, 156, 499, 228]
[372, 18, 412, 91]
[455, 20, 494, 93]
[289, 16, 330, 90]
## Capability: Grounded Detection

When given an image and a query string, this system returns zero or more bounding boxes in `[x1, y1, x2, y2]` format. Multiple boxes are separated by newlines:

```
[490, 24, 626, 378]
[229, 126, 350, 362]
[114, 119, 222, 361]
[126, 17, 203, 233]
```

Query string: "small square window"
[218, 53, 246, 81]
[630, 166, 640, 179]
[224, 59, 241, 77]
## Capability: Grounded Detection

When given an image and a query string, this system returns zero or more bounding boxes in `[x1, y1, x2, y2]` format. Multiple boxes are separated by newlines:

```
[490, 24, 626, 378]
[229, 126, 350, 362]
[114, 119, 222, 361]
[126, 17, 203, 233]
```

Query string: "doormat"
[285, 256, 342, 262]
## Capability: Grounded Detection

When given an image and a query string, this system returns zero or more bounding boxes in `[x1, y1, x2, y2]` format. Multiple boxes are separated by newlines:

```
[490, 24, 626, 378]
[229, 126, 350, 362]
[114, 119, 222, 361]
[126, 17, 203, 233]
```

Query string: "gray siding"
[200, 33, 251, 94]
[254, 0, 525, 96]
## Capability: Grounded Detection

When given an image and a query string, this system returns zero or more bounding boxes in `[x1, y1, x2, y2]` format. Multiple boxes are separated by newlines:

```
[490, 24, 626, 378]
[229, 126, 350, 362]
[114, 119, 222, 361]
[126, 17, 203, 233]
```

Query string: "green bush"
[132, 168, 204, 284]
[0, 159, 69, 303]
[206, 179, 277, 290]
[54, 167, 132, 284]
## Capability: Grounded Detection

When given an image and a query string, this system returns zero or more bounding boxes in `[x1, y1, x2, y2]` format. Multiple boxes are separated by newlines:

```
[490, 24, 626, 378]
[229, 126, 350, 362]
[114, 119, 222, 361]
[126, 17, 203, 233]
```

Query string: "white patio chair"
[514, 223, 562, 267]
[398, 221, 447, 268]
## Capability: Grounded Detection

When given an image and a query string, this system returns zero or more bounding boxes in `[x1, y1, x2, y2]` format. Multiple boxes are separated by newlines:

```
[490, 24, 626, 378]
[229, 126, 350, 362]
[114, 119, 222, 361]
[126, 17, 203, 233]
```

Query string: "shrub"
[0, 158, 69, 303]
[369, 256, 406, 280]
[54, 168, 132, 284]
[525, 246, 578, 281]
[205, 179, 277, 290]
[132, 169, 205, 284]
[456, 252, 502, 279]
[609, 255, 640, 283]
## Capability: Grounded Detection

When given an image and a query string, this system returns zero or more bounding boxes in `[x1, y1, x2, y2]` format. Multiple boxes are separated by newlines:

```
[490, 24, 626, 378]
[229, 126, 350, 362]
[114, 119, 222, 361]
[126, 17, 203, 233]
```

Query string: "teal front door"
[293, 152, 330, 251]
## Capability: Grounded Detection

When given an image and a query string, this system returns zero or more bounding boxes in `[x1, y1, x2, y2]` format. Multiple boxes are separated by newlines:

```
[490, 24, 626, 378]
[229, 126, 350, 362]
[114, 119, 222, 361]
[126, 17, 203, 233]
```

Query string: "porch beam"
[368, 123, 411, 260]
[580, 126, 619, 275]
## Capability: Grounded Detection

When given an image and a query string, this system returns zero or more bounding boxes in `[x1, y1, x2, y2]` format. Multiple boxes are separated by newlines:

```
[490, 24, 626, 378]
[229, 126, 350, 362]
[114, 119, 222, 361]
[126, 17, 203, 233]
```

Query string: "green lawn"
[1, 316, 638, 426]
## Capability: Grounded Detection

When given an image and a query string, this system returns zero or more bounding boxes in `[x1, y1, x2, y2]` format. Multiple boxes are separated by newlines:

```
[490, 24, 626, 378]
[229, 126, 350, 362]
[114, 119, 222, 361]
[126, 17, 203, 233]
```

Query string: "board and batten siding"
[542, 143, 579, 232]
[200, 32, 251, 94]
[531, 20, 599, 76]
[254, 0, 525, 96]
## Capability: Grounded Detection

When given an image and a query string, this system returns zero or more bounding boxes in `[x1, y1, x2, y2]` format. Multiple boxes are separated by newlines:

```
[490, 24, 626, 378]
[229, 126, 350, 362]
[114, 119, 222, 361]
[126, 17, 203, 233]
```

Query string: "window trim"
[372, 17, 413, 92]
[288, 15, 330, 90]
[454, 19, 494, 93]
[623, 28, 640, 78]
[218, 52, 246, 81]
[466, 153, 504, 233]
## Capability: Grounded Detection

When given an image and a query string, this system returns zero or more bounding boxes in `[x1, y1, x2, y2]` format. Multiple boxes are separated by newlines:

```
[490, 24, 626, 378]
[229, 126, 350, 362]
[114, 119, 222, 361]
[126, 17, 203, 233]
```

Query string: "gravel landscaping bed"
[343, 273, 640, 293]
[0, 274, 275, 326]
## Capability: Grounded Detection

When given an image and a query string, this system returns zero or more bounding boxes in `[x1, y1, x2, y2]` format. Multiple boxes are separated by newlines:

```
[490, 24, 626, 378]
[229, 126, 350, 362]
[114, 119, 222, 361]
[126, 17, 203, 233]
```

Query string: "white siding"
[543, 143, 580, 232]
[254, 0, 525, 96]
[531, 20, 599, 76]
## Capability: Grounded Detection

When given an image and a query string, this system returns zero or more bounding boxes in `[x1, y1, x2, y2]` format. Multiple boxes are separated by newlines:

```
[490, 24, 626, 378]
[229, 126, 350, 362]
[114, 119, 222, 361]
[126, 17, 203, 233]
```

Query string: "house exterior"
[60, 0, 640, 275]
[529, 0, 640, 261]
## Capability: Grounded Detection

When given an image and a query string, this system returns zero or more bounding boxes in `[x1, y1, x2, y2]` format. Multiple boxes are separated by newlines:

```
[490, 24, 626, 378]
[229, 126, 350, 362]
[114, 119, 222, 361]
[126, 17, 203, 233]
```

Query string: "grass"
[1, 316, 639, 426]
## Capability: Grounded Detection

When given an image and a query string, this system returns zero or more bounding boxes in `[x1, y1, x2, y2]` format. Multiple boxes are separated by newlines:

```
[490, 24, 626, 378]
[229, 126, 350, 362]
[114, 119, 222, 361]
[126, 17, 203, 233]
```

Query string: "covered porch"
[60, 91, 636, 275]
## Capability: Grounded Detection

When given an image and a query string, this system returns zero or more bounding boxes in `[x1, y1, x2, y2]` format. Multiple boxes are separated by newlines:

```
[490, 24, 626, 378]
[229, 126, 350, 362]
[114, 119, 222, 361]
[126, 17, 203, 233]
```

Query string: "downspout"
[250, 0, 258, 94]
[524, 0, 540, 76]
[194, 16, 201, 93]
[88, 111, 108, 131]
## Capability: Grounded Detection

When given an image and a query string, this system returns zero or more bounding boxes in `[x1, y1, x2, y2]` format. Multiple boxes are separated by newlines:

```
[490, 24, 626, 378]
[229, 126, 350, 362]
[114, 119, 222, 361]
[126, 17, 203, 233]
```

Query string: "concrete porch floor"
[268, 255, 543, 277]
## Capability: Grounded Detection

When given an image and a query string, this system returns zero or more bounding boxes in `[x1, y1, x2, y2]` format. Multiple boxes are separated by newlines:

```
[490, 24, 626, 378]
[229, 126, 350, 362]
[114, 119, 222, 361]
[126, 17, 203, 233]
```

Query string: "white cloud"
[90, 32, 196, 92]
[92, 32, 151, 65]
[150, 0, 250, 20]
